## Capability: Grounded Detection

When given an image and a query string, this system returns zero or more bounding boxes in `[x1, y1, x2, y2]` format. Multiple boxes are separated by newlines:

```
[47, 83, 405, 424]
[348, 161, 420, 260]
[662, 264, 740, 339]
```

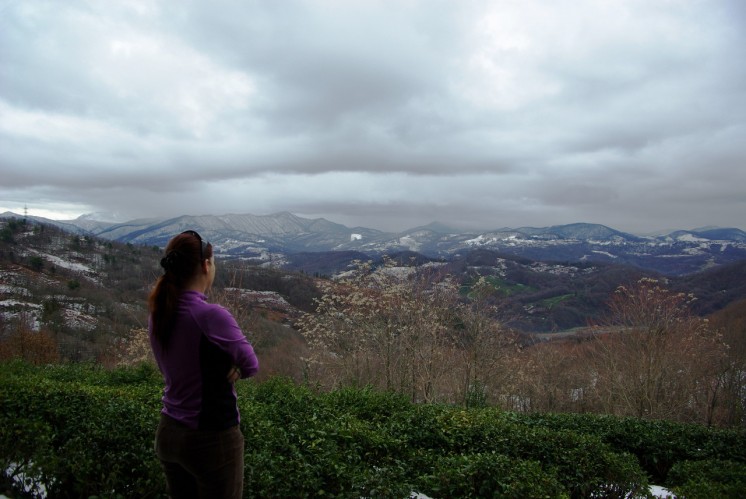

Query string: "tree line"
[2, 218, 744, 427]
[296, 260, 745, 427]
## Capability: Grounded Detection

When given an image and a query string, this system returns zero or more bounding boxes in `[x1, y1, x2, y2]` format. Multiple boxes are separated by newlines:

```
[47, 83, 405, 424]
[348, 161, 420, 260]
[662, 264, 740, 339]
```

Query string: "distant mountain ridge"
[2, 211, 745, 275]
[2, 213, 746, 334]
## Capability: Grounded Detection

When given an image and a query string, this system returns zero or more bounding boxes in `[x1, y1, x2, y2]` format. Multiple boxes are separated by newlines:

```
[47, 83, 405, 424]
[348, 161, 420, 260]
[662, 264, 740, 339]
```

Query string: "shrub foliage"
[1, 361, 744, 498]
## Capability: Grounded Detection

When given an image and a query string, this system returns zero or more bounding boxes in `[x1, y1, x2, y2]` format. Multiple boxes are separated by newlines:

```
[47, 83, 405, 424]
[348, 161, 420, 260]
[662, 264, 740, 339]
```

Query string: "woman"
[148, 230, 259, 499]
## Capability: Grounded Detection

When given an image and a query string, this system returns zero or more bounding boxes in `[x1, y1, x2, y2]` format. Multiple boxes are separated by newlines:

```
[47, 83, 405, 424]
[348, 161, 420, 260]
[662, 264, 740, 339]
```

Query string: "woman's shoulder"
[194, 299, 233, 321]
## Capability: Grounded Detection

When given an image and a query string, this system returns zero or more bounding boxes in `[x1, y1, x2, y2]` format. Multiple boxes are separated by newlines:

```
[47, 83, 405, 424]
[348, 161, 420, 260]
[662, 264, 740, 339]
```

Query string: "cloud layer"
[1, 0, 744, 233]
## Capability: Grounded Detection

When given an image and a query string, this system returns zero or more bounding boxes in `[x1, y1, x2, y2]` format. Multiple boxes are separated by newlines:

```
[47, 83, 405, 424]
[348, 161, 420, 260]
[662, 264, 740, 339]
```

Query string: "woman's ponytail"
[148, 231, 212, 348]
[148, 274, 180, 347]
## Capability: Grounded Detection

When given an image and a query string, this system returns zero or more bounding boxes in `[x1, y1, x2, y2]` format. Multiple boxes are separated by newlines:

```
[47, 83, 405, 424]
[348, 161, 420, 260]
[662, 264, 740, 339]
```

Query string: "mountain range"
[2, 212, 746, 339]
[3, 210, 746, 276]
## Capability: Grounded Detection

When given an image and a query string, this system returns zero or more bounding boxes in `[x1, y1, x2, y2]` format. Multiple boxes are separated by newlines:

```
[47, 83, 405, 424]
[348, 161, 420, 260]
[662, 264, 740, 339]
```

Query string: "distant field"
[460, 275, 536, 297]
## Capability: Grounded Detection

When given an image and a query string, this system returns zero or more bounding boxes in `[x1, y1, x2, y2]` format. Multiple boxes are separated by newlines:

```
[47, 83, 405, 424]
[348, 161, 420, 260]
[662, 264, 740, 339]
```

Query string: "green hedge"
[0, 361, 164, 498]
[2, 361, 745, 498]
[419, 453, 565, 498]
[517, 412, 746, 482]
[667, 459, 746, 498]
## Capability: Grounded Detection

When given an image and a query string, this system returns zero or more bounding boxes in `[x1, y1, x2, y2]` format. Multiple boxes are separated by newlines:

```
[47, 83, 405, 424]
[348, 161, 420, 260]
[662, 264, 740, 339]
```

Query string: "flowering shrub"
[297, 259, 520, 405]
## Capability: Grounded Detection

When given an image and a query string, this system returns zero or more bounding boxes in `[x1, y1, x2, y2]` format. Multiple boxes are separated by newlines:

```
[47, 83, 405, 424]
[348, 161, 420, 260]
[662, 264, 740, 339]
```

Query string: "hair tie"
[160, 250, 182, 273]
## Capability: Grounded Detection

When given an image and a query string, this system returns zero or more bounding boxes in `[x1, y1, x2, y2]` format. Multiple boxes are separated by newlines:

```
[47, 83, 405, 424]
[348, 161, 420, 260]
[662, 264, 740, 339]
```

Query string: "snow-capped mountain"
[2, 212, 746, 335]
[2, 211, 745, 275]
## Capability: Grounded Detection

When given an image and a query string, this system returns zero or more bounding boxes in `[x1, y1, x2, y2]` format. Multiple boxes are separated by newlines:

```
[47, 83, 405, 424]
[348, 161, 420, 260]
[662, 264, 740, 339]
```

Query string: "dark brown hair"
[148, 231, 213, 347]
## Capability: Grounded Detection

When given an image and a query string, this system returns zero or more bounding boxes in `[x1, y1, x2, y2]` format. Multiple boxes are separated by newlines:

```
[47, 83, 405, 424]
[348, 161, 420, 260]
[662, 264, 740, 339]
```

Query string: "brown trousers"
[155, 414, 245, 499]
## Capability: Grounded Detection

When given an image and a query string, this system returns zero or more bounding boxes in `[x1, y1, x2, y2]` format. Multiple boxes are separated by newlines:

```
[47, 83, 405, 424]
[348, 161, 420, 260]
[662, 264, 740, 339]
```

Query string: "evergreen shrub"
[667, 459, 746, 499]
[2, 361, 745, 498]
[417, 452, 565, 499]
[519, 412, 746, 482]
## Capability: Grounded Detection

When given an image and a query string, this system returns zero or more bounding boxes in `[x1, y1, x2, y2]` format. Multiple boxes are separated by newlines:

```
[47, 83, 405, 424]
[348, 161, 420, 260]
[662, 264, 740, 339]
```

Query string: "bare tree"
[298, 260, 415, 392]
[0, 312, 59, 365]
[453, 276, 520, 407]
[297, 260, 516, 405]
[708, 299, 746, 427]
[113, 327, 154, 366]
[590, 278, 727, 423]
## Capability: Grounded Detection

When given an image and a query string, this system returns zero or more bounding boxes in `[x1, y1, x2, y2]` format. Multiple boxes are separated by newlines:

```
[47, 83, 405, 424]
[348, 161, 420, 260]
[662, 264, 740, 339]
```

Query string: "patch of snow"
[649, 485, 675, 498]
[0, 305, 42, 330]
[333, 269, 357, 281]
[682, 246, 707, 256]
[0, 299, 42, 310]
[676, 233, 707, 242]
[465, 234, 487, 245]
[398, 235, 421, 251]
[23, 248, 100, 284]
[36, 252, 93, 273]
[591, 250, 617, 258]
[0, 284, 31, 296]
[3, 462, 47, 498]
[225, 288, 291, 308]
[421, 261, 447, 269]
[351, 233, 362, 241]
[379, 266, 418, 279]
[63, 308, 97, 331]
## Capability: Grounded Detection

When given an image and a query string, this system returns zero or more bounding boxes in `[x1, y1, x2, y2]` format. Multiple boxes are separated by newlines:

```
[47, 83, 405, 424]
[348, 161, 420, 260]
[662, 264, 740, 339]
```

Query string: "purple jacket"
[149, 290, 259, 430]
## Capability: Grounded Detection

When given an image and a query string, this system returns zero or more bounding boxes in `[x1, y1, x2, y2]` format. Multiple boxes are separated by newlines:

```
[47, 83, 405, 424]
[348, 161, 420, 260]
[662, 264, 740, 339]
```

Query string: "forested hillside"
[0, 217, 158, 362]
[2, 217, 745, 427]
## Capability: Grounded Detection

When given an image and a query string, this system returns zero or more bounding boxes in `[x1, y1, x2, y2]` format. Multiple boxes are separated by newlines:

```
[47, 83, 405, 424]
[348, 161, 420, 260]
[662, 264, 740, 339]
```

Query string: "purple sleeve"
[202, 305, 259, 378]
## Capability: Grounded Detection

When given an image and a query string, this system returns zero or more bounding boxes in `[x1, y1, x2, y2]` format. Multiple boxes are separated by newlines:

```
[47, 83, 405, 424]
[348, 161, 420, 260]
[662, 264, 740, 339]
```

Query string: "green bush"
[0, 361, 165, 497]
[2, 361, 745, 498]
[322, 384, 413, 423]
[667, 459, 746, 499]
[239, 379, 413, 497]
[413, 408, 650, 497]
[417, 452, 566, 499]
[519, 412, 746, 482]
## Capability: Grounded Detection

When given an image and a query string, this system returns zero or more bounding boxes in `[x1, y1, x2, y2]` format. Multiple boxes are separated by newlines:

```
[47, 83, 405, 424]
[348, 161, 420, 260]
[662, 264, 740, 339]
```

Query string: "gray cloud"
[1, 0, 744, 233]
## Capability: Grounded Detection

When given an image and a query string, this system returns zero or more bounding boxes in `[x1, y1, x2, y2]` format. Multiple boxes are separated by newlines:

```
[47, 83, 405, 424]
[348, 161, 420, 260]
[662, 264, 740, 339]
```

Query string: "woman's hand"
[227, 365, 242, 383]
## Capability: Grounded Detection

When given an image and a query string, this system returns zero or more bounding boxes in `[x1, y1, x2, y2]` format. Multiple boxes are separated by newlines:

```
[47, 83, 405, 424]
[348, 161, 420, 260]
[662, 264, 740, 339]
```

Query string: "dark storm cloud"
[0, 0, 744, 232]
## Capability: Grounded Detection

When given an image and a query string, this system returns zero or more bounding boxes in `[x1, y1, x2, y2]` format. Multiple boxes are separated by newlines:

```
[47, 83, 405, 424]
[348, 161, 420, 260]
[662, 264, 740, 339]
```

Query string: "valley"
[2, 213, 745, 428]
[2, 213, 745, 352]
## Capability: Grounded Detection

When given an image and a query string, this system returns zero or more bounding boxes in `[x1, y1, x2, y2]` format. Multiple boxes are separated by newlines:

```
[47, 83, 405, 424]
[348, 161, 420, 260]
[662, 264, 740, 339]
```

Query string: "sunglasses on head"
[181, 230, 210, 261]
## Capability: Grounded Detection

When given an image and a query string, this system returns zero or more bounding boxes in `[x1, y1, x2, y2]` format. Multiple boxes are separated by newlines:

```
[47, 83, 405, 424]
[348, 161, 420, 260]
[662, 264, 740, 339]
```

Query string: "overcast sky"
[1, 0, 744, 234]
